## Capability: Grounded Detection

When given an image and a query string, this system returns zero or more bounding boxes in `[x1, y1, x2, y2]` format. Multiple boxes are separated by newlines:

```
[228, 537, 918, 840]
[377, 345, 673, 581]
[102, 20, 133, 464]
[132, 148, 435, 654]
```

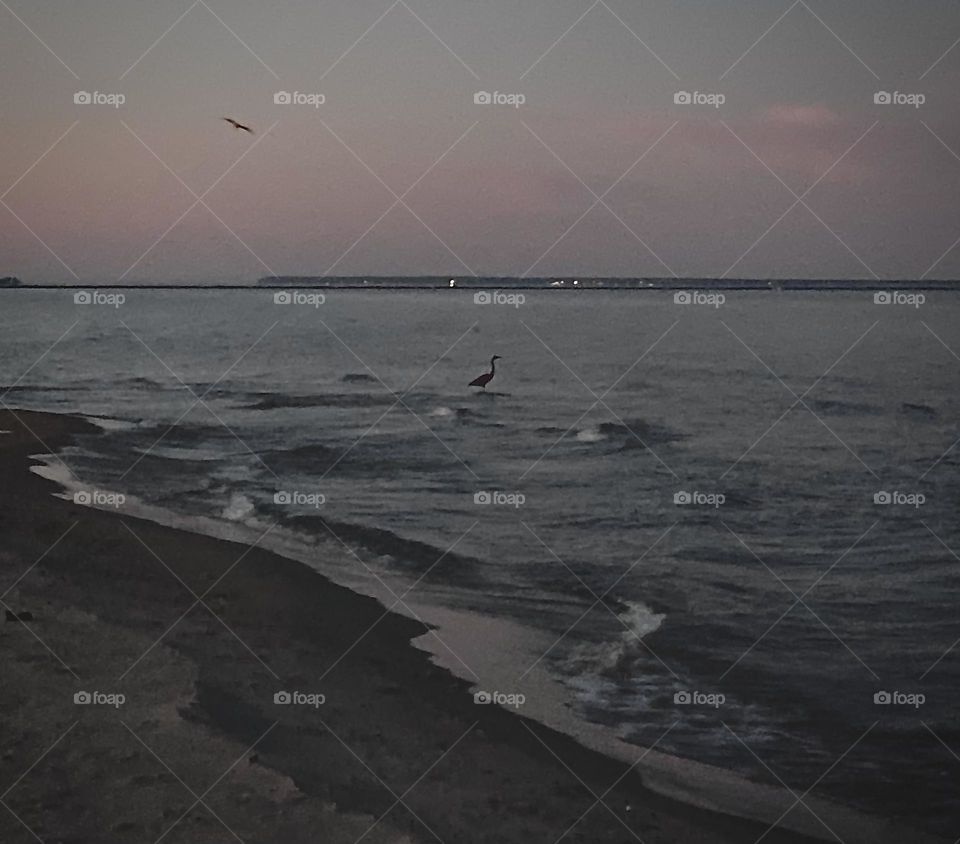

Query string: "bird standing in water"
[469, 355, 501, 390]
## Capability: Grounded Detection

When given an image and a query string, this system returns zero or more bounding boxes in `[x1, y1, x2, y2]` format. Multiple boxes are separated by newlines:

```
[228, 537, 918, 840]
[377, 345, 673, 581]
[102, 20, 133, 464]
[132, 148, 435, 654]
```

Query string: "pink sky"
[2, 0, 959, 282]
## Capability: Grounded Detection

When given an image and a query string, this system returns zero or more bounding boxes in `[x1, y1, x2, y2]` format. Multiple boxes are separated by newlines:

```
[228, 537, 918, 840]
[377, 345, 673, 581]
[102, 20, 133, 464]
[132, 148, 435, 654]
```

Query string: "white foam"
[575, 425, 605, 442]
[221, 491, 255, 522]
[30, 454, 79, 494]
[561, 600, 666, 677]
[84, 415, 139, 432]
[618, 599, 666, 639]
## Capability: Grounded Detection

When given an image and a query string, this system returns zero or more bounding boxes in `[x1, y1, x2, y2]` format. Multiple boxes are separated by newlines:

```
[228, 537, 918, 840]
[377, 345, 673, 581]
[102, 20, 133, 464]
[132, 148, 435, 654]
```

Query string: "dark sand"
[0, 409, 921, 843]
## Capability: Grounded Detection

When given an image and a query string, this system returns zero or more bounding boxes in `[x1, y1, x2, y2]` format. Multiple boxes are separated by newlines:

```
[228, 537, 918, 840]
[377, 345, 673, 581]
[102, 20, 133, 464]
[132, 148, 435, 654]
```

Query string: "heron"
[469, 355, 501, 390]
[223, 117, 254, 134]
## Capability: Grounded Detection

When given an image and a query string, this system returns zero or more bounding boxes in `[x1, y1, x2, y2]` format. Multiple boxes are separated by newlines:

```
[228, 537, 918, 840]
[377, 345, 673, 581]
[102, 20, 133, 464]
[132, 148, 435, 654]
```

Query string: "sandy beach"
[0, 408, 938, 844]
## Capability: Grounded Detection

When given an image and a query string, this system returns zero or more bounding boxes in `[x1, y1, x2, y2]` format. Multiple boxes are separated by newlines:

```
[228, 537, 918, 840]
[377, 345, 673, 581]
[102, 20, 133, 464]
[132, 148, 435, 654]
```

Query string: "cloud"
[760, 104, 842, 127]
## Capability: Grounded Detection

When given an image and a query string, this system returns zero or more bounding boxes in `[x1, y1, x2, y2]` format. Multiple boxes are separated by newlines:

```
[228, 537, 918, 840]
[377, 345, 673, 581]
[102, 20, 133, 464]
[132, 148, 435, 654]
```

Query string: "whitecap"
[84, 415, 140, 432]
[221, 491, 255, 522]
[575, 425, 606, 443]
[618, 600, 666, 639]
[561, 600, 666, 678]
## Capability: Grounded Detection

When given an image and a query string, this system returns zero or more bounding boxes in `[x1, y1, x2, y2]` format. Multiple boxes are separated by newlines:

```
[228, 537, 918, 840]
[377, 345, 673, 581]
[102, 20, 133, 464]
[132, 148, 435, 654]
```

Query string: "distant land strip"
[1, 277, 957, 291]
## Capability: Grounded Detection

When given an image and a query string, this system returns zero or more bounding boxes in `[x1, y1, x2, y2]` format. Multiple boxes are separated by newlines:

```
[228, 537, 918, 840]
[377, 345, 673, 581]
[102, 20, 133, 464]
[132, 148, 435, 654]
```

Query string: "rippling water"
[3, 288, 958, 834]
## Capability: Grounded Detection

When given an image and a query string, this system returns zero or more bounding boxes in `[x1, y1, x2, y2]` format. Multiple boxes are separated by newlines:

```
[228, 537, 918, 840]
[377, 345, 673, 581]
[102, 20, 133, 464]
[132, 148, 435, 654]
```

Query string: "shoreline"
[0, 408, 941, 843]
[2, 280, 960, 290]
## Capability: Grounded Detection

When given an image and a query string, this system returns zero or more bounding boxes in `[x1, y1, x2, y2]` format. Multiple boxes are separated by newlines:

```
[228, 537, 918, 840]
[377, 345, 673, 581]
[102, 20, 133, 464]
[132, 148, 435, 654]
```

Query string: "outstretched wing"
[222, 117, 254, 133]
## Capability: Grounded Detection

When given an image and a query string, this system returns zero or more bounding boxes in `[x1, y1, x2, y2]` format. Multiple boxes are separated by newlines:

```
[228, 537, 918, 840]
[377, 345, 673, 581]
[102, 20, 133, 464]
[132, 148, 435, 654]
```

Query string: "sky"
[1, 0, 959, 284]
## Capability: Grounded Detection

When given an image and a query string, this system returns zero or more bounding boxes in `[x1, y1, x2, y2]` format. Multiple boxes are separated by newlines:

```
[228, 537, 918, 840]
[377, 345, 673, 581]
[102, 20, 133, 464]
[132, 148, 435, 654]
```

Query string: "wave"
[286, 513, 487, 589]
[900, 402, 937, 420]
[137, 443, 244, 463]
[221, 491, 255, 521]
[428, 405, 481, 422]
[0, 382, 101, 394]
[560, 600, 666, 680]
[619, 599, 666, 638]
[575, 425, 606, 443]
[83, 415, 142, 432]
[571, 419, 681, 447]
[601, 419, 682, 442]
[240, 392, 395, 411]
[263, 438, 464, 477]
[127, 422, 238, 447]
[261, 443, 341, 473]
[809, 398, 881, 416]
[535, 425, 567, 435]
[125, 376, 166, 390]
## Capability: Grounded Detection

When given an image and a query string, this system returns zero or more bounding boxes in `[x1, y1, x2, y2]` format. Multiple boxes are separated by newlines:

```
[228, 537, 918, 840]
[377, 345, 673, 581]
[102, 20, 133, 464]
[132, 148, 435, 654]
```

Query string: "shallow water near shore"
[4, 287, 959, 836]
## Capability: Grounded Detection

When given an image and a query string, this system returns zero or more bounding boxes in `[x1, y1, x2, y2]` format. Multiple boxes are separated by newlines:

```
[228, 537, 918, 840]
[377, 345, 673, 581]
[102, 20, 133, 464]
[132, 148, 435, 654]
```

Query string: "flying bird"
[222, 117, 253, 134]
[469, 355, 501, 390]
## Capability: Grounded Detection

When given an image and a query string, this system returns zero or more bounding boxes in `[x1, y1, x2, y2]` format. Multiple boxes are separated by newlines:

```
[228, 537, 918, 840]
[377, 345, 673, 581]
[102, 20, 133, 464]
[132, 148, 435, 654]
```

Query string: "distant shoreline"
[2, 278, 958, 291]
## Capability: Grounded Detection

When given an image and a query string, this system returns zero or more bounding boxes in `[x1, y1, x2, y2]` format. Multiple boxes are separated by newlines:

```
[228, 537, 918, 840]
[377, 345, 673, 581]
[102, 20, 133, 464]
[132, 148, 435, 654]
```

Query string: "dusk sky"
[2, 0, 959, 283]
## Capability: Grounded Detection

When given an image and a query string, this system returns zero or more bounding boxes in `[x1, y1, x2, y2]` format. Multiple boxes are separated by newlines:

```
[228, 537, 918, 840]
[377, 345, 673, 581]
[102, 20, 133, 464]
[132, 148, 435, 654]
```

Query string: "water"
[3, 288, 958, 835]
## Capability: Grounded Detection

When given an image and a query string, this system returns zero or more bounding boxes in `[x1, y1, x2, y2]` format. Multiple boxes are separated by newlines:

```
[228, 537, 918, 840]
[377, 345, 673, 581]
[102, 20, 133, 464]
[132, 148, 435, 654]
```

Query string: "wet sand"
[0, 408, 923, 843]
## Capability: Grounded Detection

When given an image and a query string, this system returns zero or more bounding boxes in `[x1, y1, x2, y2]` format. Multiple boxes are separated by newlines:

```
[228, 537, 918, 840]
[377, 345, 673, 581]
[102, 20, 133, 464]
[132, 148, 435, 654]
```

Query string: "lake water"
[2, 288, 958, 835]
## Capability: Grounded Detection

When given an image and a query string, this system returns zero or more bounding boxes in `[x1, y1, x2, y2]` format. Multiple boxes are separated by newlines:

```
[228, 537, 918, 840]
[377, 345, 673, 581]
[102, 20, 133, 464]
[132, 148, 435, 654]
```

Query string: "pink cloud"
[760, 104, 842, 127]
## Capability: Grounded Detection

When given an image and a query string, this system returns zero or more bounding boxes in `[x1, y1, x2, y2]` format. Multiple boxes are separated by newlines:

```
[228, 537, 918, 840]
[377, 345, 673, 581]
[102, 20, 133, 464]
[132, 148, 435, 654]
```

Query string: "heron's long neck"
[490, 358, 496, 374]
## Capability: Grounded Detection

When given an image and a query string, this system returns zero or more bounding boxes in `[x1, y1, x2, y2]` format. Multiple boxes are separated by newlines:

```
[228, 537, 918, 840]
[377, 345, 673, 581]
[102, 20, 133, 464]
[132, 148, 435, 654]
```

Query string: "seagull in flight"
[223, 117, 253, 134]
